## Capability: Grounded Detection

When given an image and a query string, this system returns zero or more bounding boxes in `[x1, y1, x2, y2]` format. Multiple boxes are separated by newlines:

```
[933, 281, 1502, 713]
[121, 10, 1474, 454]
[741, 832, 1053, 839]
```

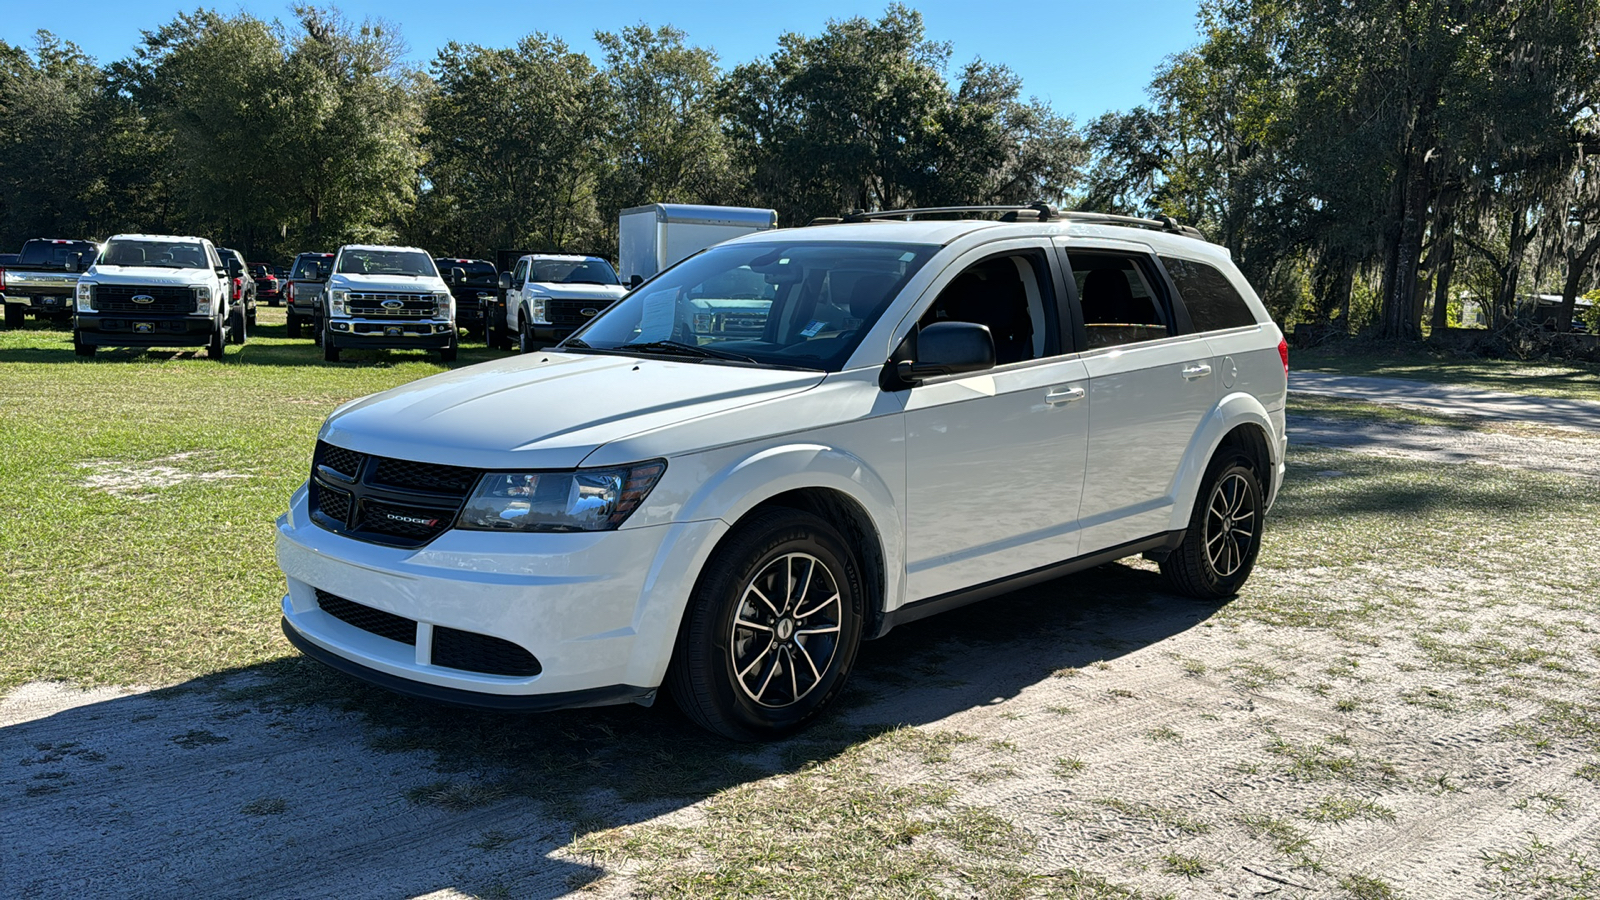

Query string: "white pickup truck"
[72, 234, 243, 359]
[322, 244, 457, 363]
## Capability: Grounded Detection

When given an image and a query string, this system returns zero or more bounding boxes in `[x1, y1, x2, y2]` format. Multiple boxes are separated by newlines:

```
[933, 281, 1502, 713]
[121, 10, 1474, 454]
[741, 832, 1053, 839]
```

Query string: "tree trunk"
[1380, 148, 1431, 340]
[1494, 213, 1530, 328]
[1555, 231, 1600, 332]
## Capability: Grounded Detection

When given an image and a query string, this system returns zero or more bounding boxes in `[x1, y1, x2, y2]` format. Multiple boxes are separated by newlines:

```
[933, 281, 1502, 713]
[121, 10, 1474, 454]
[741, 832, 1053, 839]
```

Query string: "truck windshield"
[101, 240, 208, 269]
[20, 240, 98, 268]
[529, 258, 619, 285]
[566, 241, 936, 372]
[337, 249, 436, 277]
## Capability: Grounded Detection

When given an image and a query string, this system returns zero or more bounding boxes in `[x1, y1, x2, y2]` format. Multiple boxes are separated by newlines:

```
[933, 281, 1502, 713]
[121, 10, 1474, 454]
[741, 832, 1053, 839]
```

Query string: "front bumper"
[275, 485, 727, 704]
[326, 318, 455, 350]
[75, 314, 215, 347]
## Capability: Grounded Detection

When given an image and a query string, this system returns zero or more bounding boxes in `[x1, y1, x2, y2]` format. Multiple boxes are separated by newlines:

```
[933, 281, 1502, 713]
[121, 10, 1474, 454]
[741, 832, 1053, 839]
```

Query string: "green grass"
[1293, 342, 1600, 402]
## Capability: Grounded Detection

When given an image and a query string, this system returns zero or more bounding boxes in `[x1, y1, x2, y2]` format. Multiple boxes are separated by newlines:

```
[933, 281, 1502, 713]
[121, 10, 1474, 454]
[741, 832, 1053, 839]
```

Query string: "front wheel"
[669, 508, 864, 741]
[517, 317, 533, 354]
[1161, 454, 1265, 599]
[207, 322, 226, 360]
[228, 305, 247, 344]
[73, 330, 95, 357]
[323, 333, 340, 362]
[438, 337, 457, 363]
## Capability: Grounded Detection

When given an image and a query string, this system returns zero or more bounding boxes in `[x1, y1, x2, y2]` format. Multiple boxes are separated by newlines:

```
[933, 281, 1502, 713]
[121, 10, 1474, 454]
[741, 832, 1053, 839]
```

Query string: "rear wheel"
[1161, 454, 1264, 599]
[669, 508, 864, 741]
[4, 304, 23, 328]
[286, 312, 301, 338]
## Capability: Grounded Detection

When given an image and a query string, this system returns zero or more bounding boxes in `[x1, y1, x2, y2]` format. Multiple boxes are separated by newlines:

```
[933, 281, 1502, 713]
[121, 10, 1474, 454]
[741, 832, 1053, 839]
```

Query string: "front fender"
[1165, 391, 1283, 532]
[677, 441, 905, 608]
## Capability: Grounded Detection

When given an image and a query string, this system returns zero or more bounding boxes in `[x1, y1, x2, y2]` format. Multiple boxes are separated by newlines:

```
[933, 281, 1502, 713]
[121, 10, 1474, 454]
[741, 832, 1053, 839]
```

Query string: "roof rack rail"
[806, 203, 1208, 241]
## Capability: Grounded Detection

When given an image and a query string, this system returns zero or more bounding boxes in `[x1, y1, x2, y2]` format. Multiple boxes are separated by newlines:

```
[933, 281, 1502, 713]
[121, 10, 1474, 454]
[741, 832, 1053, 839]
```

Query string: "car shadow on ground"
[1, 562, 1219, 899]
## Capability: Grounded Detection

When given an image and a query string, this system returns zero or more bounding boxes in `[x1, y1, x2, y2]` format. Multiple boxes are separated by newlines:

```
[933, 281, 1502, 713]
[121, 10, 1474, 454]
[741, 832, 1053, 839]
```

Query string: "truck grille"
[547, 298, 612, 327]
[312, 590, 543, 676]
[308, 440, 479, 548]
[96, 285, 197, 315]
[348, 293, 436, 318]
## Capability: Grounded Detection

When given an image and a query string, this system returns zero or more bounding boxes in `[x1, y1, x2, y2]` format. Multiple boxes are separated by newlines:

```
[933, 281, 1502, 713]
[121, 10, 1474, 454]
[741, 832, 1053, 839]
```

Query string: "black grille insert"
[309, 442, 479, 548]
[316, 442, 365, 481]
[372, 457, 478, 494]
[315, 590, 417, 645]
[96, 284, 198, 315]
[432, 627, 542, 677]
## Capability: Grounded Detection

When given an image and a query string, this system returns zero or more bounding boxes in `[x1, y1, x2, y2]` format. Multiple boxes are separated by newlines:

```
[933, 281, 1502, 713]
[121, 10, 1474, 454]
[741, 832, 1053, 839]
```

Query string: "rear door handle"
[1181, 363, 1213, 380]
[1045, 386, 1085, 405]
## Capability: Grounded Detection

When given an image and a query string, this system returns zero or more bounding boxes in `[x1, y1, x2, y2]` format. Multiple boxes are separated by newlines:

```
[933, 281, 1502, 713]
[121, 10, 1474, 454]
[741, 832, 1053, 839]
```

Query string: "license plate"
[134, 322, 154, 334]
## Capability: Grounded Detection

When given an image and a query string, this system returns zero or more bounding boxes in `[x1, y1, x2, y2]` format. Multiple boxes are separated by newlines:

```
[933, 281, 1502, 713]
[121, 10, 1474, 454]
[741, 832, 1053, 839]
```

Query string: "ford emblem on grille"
[132, 294, 155, 304]
[580, 307, 599, 317]
[382, 299, 404, 309]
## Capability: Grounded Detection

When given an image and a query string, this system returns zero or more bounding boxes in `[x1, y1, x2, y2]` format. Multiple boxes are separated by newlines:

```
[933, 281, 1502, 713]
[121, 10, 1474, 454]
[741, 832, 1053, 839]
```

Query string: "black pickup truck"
[433, 257, 499, 343]
[2, 238, 99, 327]
[285, 251, 334, 341]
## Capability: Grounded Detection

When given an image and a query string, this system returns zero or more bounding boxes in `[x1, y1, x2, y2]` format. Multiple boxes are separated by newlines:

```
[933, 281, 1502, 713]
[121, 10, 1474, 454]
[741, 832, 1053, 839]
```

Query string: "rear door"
[1057, 239, 1219, 554]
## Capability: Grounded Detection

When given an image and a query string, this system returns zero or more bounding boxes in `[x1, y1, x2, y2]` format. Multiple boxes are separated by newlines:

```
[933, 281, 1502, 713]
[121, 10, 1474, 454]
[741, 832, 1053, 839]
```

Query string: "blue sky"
[4, 1, 1204, 122]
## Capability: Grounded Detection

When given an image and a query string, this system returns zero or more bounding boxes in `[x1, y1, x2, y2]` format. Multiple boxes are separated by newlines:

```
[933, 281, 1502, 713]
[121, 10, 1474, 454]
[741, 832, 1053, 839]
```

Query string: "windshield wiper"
[622, 340, 760, 365]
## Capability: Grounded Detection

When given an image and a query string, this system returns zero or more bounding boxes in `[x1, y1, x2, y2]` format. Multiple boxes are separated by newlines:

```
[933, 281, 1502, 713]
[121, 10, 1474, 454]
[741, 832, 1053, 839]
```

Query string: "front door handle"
[1045, 386, 1086, 405]
[1181, 363, 1213, 380]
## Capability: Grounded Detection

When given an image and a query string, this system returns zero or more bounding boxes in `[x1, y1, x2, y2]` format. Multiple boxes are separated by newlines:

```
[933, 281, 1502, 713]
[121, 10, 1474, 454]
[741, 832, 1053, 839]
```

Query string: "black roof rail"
[806, 203, 1208, 241]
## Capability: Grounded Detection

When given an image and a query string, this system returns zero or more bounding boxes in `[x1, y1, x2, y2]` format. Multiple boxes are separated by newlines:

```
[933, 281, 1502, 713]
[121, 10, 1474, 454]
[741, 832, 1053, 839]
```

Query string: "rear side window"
[1068, 252, 1171, 348]
[1161, 257, 1258, 331]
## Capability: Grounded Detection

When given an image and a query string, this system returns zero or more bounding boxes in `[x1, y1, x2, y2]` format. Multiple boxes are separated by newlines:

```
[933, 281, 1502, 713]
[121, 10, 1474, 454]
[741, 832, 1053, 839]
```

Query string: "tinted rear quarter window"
[19, 241, 96, 267]
[1161, 256, 1258, 331]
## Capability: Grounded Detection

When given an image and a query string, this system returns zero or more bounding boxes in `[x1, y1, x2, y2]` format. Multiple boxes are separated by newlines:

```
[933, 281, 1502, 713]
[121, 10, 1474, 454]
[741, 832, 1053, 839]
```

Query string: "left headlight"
[193, 284, 213, 316]
[456, 460, 666, 532]
[76, 282, 95, 312]
[328, 289, 348, 317]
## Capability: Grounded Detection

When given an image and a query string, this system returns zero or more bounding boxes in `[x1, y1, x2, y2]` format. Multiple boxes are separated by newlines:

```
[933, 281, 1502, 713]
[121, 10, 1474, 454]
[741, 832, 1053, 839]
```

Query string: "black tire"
[207, 322, 226, 360]
[228, 305, 247, 344]
[1160, 453, 1265, 599]
[4, 303, 23, 328]
[73, 331, 95, 357]
[518, 317, 533, 354]
[439, 338, 457, 363]
[323, 334, 340, 362]
[286, 312, 301, 338]
[311, 315, 323, 346]
[668, 508, 864, 741]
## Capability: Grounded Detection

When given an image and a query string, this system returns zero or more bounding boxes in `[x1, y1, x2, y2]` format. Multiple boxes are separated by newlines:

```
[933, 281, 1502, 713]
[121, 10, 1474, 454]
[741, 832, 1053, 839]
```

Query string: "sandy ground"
[5, 394, 1599, 899]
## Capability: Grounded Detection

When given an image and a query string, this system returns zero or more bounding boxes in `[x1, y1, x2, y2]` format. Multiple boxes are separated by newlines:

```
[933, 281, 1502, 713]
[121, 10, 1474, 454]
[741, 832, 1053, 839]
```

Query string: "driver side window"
[513, 259, 530, 288]
[917, 252, 1051, 365]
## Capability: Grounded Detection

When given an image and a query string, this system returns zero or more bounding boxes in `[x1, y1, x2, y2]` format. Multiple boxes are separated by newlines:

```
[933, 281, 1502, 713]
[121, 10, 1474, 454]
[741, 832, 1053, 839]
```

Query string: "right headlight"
[76, 282, 95, 312]
[456, 461, 666, 532]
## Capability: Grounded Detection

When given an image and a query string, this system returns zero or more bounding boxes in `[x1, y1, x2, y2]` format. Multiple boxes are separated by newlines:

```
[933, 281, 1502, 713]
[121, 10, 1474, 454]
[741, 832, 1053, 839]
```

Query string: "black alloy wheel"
[1161, 453, 1265, 599]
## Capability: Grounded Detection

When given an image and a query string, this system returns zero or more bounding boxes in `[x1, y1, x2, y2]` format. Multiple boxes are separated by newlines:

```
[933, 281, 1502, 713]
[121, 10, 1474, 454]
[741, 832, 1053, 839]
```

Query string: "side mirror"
[497, 272, 512, 290]
[628, 274, 644, 289]
[450, 266, 467, 284]
[74, 254, 90, 273]
[226, 259, 243, 276]
[883, 321, 995, 389]
[215, 266, 229, 278]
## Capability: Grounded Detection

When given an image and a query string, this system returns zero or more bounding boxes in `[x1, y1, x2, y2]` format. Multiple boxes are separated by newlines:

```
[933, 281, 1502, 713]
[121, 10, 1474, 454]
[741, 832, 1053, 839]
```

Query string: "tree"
[0, 33, 104, 245]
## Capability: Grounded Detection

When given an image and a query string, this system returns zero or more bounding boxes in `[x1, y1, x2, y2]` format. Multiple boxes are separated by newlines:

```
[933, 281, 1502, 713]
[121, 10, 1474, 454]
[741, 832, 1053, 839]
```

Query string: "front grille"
[433, 627, 542, 676]
[547, 298, 610, 326]
[349, 293, 435, 318]
[309, 440, 479, 548]
[315, 590, 417, 645]
[372, 458, 478, 494]
[96, 284, 197, 315]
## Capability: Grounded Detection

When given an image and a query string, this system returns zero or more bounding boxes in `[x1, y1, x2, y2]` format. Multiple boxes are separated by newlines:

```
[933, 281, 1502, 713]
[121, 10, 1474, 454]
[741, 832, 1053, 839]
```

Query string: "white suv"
[276, 206, 1288, 740]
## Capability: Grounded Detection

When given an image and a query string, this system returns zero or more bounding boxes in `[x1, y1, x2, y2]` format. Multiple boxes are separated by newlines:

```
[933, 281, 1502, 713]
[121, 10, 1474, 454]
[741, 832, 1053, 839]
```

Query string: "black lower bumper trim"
[281, 617, 654, 712]
[327, 332, 454, 350]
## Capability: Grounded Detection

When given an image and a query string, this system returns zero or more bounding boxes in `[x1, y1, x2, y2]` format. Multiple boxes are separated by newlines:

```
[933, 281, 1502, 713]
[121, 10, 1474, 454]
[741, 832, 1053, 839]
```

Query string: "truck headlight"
[455, 461, 666, 532]
[193, 284, 212, 317]
[329, 289, 348, 317]
[530, 293, 547, 323]
[433, 291, 453, 319]
[76, 282, 95, 312]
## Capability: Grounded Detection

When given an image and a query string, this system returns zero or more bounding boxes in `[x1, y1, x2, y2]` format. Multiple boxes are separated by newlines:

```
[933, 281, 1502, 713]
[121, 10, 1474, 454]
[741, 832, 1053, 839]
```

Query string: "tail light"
[0, 267, 6, 291]
[1277, 337, 1289, 373]
[232, 276, 242, 300]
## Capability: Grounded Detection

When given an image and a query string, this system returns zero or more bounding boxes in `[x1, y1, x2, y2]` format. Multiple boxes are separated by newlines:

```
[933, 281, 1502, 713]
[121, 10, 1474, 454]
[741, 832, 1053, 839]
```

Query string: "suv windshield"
[529, 258, 619, 285]
[19, 240, 97, 268]
[567, 241, 935, 371]
[291, 255, 332, 279]
[337, 249, 436, 277]
[102, 239, 208, 269]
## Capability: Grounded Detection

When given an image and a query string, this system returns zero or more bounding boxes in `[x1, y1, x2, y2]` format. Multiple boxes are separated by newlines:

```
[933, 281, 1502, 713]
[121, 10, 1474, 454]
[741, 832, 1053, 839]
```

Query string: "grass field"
[5, 312, 1600, 897]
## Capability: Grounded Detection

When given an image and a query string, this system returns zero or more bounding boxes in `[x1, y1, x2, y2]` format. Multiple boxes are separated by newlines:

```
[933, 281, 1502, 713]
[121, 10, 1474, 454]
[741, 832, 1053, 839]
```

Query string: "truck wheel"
[1160, 453, 1265, 599]
[247, 301, 257, 327]
[286, 313, 301, 338]
[439, 336, 458, 363]
[4, 304, 22, 328]
[73, 331, 95, 357]
[323, 332, 340, 362]
[518, 319, 536, 354]
[668, 508, 864, 741]
[208, 323, 226, 360]
[311, 316, 323, 346]
[228, 306, 247, 344]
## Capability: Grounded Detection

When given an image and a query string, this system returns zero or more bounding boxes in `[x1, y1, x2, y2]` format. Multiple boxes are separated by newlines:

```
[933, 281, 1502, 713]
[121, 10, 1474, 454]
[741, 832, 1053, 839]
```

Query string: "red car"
[251, 263, 283, 306]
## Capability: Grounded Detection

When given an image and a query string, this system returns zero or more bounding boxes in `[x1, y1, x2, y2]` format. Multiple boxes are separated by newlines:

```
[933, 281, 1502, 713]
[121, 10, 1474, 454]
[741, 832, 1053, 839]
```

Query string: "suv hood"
[329, 273, 447, 293]
[321, 352, 825, 470]
[527, 281, 626, 301]
[86, 266, 214, 286]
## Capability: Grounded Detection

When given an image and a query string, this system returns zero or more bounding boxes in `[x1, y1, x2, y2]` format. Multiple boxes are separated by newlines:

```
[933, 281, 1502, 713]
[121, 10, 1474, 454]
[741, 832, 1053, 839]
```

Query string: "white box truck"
[617, 204, 778, 286]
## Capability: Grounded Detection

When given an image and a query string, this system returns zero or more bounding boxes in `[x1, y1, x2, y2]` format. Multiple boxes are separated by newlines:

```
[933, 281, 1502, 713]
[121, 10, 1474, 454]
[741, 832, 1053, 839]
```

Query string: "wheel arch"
[1166, 392, 1280, 534]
